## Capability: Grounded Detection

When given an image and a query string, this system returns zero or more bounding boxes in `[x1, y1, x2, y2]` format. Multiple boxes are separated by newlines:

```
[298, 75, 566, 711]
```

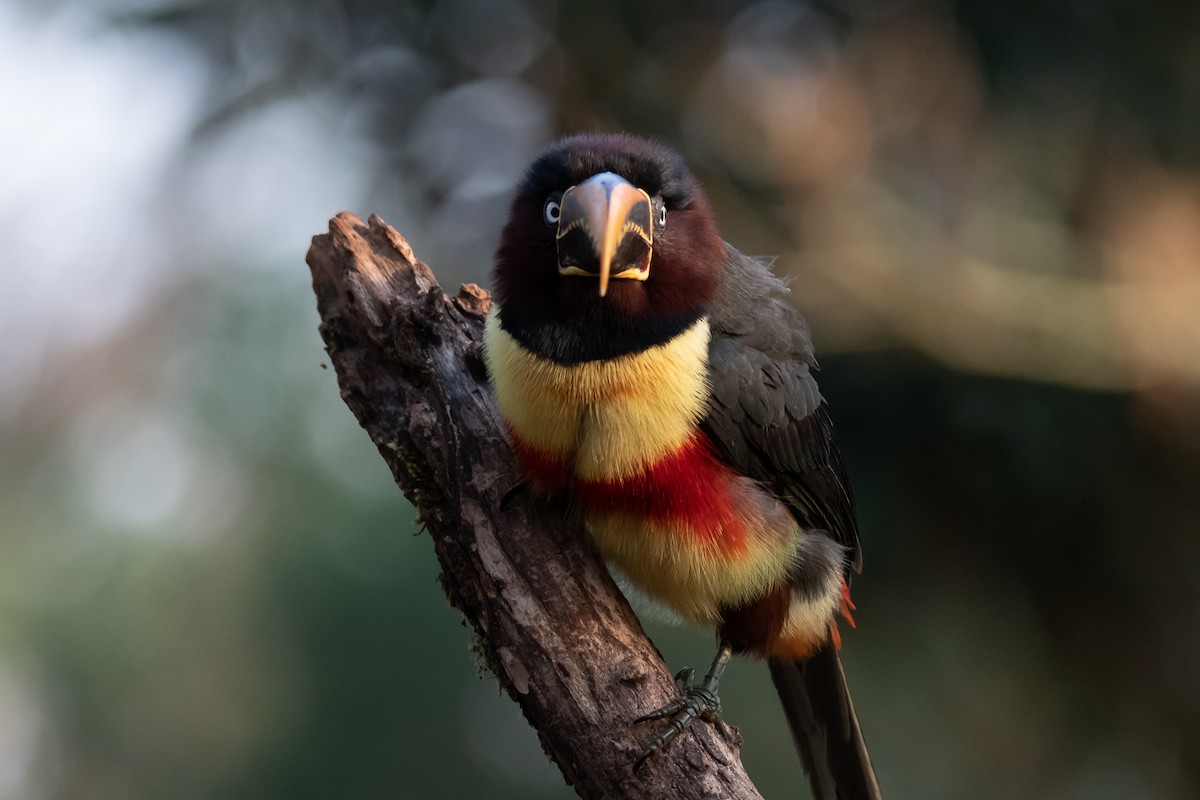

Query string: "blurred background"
[2, 0, 1198, 797]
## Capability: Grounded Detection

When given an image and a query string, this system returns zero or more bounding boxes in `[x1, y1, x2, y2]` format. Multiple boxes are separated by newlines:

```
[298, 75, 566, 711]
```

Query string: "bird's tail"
[769, 647, 882, 800]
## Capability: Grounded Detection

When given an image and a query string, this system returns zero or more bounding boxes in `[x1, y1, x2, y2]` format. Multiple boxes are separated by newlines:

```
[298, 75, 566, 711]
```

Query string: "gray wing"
[700, 246, 861, 573]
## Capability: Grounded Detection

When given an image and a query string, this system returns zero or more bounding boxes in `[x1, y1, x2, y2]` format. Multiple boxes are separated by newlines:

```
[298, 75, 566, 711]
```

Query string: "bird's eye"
[657, 204, 667, 228]
[543, 198, 561, 225]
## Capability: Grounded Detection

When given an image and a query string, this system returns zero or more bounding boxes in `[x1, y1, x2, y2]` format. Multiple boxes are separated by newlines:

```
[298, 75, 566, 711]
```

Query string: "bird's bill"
[556, 172, 653, 297]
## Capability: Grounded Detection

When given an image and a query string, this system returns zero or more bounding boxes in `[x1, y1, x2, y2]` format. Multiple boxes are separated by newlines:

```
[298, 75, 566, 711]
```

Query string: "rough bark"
[306, 212, 763, 800]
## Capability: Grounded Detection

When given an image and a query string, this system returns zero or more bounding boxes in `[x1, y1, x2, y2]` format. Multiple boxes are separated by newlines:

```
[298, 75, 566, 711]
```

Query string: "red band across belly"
[511, 429, 747, 555]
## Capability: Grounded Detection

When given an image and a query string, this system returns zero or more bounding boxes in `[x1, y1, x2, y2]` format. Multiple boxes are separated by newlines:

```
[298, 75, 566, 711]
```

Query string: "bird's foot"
[632, 643, 733, 772]
[499, 480, 531, 511]
[632, 668, 723, 771]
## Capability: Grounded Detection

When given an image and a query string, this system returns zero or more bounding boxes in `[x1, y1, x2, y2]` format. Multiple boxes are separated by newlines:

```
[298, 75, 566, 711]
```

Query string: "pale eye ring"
[544, 198, 561, 225]
[657, 204, 667, 227]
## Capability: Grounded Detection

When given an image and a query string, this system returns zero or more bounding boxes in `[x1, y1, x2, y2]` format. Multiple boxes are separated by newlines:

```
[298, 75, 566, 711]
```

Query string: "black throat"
[496, 304, 706, 365]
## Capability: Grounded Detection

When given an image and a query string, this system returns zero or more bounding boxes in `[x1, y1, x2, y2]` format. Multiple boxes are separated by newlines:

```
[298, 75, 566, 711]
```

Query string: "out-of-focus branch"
[306, 212, 763, 800]
[689, 18, 1200, 401]
[790, 182, 1200, 393]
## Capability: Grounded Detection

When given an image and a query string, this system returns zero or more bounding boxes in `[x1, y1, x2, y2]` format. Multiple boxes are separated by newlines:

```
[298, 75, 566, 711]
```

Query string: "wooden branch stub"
[307, 212, 763, 799]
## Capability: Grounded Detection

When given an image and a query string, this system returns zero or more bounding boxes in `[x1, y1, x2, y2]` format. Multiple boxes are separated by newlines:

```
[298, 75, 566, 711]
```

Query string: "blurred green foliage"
[1, 1, 1198, 798]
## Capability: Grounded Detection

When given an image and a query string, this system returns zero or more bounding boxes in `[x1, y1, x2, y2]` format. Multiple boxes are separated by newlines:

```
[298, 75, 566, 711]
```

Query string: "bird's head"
[492, 133, 726, 363]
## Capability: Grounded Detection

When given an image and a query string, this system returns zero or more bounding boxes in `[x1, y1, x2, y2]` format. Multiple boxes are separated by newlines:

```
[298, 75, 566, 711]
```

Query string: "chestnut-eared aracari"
[484, 133, 881, 799]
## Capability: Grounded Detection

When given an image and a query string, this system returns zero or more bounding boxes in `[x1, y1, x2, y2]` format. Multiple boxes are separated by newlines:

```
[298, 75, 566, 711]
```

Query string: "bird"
[483, 132, 881, 799]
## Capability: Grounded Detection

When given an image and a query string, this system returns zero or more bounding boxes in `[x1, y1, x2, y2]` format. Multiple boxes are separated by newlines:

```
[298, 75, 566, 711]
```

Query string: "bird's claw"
[632, 669, 723, 771]
[499, 480, 530, 511]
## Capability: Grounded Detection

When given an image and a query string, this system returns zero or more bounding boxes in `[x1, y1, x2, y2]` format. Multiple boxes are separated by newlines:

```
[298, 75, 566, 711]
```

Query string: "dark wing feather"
[705, 247, 880, 799]
[701, 246, 861, 573]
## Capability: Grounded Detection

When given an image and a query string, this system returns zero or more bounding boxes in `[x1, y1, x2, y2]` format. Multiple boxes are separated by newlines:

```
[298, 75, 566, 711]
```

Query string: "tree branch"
[306, 212, 763, 799]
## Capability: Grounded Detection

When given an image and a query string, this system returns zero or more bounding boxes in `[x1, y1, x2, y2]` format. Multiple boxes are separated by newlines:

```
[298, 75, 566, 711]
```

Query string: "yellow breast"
[483, 309, 711, 481]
